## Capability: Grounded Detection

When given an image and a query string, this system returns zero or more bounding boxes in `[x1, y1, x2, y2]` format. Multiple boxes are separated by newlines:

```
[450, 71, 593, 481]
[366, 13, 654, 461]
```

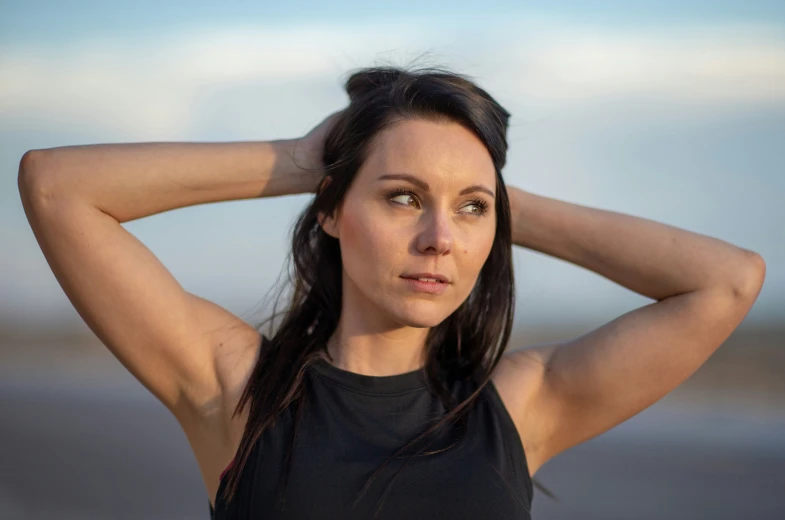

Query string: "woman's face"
[320, 117, 498, 329]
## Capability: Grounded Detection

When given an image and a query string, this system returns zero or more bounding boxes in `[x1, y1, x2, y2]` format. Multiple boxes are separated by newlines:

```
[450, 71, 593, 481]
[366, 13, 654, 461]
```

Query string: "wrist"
[271, 139, 323, 195]
[508, 186, 538, 249]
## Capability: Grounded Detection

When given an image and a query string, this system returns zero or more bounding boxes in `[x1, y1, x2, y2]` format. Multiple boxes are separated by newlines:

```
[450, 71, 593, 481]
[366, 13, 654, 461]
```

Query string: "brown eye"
[459, 200, 490, 217]
[391, 194, 417, 207]
[388, 189, 420, 208]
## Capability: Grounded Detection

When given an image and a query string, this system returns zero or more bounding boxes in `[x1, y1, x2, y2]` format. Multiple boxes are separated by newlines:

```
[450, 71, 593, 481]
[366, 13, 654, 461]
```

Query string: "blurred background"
[1, 1, 784, 518]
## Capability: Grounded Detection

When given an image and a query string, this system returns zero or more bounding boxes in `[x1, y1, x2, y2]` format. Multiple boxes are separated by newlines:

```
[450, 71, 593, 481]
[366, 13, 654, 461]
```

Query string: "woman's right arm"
[21, 139, 323, 222]
[16, 136, 323, 420]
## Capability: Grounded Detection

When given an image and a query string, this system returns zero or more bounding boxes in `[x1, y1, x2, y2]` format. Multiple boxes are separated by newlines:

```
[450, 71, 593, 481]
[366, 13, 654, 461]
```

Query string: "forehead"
[358, 118, 496, 189]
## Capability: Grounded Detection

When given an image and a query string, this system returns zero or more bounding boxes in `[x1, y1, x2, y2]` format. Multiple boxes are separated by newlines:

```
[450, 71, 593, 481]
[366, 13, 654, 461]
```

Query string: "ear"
[316, 176, 340, 238]
[317, 175, 332, 195]
[317, 210, 340, 239]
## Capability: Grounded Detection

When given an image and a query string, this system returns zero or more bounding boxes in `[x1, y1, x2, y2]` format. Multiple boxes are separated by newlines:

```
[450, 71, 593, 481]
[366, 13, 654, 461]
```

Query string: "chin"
[387, 302, 454, 329]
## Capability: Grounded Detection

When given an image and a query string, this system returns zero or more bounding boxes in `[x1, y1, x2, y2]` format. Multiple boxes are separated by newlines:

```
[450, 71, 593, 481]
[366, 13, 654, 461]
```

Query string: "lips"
[400, 275, 450, 295]
[400, 273, 450, 283]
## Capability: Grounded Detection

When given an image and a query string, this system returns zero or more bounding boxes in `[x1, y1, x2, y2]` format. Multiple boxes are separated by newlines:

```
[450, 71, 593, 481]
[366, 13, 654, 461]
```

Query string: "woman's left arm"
[497, 186, 766, 474]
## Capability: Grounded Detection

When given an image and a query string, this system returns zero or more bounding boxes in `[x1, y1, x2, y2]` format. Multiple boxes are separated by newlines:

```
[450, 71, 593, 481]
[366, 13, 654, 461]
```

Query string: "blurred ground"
[1, 324, 783, 519]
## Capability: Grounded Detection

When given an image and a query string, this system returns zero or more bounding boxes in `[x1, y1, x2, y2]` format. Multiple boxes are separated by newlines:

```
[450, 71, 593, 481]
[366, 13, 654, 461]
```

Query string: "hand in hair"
[296, 109, 345, 189]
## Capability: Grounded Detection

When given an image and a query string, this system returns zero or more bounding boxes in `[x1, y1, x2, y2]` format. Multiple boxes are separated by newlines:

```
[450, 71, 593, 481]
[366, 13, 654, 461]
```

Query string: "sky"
[1, 1, 783, 331]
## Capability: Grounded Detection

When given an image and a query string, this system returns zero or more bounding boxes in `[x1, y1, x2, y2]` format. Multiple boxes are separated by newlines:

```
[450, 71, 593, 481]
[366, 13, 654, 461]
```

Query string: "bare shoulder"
[490, 345, 558, 477]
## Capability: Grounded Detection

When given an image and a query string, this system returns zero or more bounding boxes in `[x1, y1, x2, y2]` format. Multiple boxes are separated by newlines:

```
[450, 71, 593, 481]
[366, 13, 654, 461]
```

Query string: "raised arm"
[492, 187, 765, 476]
[16, 112, 338, 418]
[21, 138, 322, 223]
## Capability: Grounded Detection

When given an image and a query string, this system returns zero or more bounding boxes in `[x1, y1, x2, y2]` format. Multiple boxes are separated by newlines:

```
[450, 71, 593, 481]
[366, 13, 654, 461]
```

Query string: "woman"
[18, 65, 765, 519]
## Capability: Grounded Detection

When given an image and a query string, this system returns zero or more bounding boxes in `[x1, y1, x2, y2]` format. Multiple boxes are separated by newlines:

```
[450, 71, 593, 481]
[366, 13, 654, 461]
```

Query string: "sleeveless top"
[209, 354, 533, 519]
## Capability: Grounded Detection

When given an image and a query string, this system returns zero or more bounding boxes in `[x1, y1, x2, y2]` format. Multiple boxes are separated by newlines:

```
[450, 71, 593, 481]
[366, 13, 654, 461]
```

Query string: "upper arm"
[495, 262, 765, 475]
[18, 153, 260, 419]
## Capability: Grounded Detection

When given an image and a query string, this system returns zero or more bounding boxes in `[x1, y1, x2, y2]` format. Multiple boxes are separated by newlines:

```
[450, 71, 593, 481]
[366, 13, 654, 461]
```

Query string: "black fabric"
[210, 352, 533, 519]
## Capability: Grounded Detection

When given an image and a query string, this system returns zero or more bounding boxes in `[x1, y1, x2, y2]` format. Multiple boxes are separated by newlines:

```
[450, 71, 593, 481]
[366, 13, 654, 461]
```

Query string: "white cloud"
[0, 22, 433, 138]
[491, 23, 785, 105]
[0, 20, 783, 138]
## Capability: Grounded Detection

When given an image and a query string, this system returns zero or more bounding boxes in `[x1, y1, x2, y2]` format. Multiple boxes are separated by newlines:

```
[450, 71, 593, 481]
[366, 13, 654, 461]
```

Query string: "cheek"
[456, 226, 496, 293]
[459, 224, 495, 263]
[338, 205, 400, 279]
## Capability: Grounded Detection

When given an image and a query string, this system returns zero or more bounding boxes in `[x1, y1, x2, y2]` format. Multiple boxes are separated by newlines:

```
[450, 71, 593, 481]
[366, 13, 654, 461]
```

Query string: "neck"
[325, 326, 427, 376]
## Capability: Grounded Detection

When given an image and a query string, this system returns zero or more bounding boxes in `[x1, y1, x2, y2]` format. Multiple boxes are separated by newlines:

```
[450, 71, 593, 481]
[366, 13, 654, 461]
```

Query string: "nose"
[415, 209, 453, 256]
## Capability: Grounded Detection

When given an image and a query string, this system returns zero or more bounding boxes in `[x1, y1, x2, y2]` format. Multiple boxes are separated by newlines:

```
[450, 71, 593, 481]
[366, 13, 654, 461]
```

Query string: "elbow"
[18, 149, 56, 203]
[19, 148, 48, 178]
[729, 251, 766, 302]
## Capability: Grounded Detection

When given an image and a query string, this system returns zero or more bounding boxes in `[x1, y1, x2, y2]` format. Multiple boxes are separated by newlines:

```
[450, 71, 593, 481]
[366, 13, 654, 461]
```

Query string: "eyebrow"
[378, 173, 495, 198]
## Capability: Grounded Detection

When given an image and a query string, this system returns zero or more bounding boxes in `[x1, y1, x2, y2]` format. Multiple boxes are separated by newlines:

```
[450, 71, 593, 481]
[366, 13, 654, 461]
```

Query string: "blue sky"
[2, 2, 783, 330]
[3, 0, 785, 45]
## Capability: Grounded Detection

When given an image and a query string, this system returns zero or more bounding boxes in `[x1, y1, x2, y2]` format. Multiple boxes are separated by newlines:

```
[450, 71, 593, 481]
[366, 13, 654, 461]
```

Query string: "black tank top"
[210, 354, 533, 519]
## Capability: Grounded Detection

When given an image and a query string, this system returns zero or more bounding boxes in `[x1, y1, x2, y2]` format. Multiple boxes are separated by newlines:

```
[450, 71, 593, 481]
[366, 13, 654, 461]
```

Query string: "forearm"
[508, 186, 763, 301]
[19, 139, 321, 223]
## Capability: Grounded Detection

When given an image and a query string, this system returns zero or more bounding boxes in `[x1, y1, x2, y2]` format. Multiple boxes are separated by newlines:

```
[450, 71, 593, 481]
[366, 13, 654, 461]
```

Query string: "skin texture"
[319, 118, 497, 376]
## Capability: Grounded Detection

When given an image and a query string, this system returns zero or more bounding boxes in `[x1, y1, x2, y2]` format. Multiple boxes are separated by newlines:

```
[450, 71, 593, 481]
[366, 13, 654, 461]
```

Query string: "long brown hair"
[219, 63, 552, 514]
